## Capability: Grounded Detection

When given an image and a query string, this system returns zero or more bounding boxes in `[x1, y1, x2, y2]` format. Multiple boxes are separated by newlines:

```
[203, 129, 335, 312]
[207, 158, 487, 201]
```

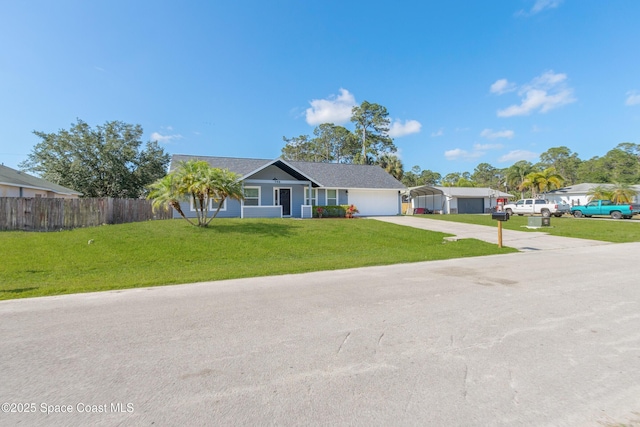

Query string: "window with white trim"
[326, 189, 337, 205]
[305, 188, 317, 205]
[190, 197, 227, 211]
[244, 187, 260, 206]
[210, 198, 226, 212]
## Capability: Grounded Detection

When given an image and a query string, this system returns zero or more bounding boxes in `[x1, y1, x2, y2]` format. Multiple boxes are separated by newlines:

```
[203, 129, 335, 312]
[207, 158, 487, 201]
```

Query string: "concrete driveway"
[372, 215, 610, 251]
[1, 221, 639, 426]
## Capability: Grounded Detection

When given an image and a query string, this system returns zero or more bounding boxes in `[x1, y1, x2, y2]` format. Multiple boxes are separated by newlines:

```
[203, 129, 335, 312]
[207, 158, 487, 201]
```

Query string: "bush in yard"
[346, 204, 359, 218]
[312, 205, 348, 218]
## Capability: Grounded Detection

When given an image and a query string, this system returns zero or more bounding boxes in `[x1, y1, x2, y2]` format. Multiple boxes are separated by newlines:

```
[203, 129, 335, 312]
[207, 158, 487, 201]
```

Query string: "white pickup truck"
[503, 198, 570, 218]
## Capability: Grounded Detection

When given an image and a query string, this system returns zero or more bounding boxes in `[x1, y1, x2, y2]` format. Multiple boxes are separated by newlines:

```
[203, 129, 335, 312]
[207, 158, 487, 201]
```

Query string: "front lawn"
[416, 214, 640, 243]
[0, 218, 516, 300]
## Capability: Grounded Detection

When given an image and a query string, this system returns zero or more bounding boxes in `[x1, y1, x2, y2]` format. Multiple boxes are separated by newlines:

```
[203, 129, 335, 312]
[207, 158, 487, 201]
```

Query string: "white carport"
[405, 186, 445, 214]
[406, 186, 513, 214]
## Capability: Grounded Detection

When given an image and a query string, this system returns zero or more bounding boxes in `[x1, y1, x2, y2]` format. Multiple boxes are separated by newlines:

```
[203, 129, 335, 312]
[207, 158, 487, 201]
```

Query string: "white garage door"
[348, 190, 399, 216]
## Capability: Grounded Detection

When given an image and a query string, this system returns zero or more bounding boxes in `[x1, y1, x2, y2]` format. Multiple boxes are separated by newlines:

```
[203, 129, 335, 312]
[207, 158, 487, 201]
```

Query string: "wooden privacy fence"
[0, 197, 172, 231]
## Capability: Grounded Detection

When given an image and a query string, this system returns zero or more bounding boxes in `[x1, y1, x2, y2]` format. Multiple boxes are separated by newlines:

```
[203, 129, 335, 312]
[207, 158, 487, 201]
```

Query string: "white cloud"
[474, 143, 503, 150]
[444, 148, 484, 161]
[516, 0, 563, 16]
[495, 70, 576, 117]
[388, 119, 422, 138]
[431, 128, 444, 137]
[305, 88, 356, 125]
[444, 141, 504, 161]
[151, 132, 183, 144]
[480, 129, 514, 139]
[497, 150, 539, 163]
[530, 0, 563, 14]
[490, 79, 516, 95]
[626, 90, 640, 106]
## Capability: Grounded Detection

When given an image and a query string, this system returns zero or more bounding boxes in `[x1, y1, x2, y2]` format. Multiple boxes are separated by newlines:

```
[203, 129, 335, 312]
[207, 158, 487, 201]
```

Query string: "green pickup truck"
[570, 200, 639, 219]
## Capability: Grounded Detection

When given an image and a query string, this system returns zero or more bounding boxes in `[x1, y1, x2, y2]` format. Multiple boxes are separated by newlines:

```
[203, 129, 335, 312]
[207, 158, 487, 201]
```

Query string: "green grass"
[415, 214, 640, 243]
[0, 218, 516, 300]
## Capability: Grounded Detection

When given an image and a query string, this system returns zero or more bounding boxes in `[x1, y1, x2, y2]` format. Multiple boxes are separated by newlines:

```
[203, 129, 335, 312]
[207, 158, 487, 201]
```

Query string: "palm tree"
[537, 167, 565, 194]
[147, 160, 244, 227]
[377, 154, 404, 181]
[586, 185, 612, 202]
[206, 168, 245, 223]
[609, 182, 637, 204]
[506, 161, 534, 198]
[147, 174, 195, 225]
[520, 167, 564, 197]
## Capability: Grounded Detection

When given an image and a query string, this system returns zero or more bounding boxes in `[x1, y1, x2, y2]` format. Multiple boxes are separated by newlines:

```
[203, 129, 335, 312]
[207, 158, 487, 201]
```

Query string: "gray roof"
[171, 155, 272, 176]
[170, 155, 406, 190]
[434, 186, 513, 198]
[0, 164, 82, 196]
[548, 183, 640, 194]
[407, 185, 512, 198]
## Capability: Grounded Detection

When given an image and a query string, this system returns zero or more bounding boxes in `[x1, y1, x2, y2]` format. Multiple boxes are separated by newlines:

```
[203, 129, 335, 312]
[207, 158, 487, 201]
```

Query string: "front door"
[275, 188, 292, 216]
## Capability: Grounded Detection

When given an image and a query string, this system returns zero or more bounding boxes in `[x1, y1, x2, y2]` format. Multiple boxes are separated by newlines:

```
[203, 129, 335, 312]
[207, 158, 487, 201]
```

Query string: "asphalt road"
[1, 222, 640, 426]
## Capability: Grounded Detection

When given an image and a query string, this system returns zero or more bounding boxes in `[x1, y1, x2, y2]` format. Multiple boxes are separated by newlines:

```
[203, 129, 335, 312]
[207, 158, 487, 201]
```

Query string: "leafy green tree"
[471, 163, 500, 188]
[455, 178, 476, 187]
[401, 166, 421, 187]
[20, 119, 170, 197]
[442, 172, 473, 187]
[148, 160, 244, 227]
[401, 166, 441, 187]
[506, 161, 534, 198]
[350, 101, 396, 164]
[442, 172, 461, 187]
[313, 124, 360, 163]
[281, 135, 317, 161]
[419, 169, 442, 186]
[576, 157, 609, 183]
[602, 143, 640, 183]
[282, 125, 360, 163]
[377, 154, 404, 180]
[538, 146, 581, 185]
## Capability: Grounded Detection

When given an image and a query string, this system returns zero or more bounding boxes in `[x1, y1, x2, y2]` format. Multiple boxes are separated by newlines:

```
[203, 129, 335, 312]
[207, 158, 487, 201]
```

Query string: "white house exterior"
[0, 164, 81, 198]
[407, 186, 513, 214]
[546, 183, 640, 206]
[170, 155, 406, 218]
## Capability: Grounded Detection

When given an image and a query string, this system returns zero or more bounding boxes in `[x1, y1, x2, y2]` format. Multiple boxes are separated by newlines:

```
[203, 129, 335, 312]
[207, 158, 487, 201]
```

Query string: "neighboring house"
[407, 185, 513, 214]
[547, 183, 640, 206]
[0, 164, 81, 198]
[170, 155, 406, 218]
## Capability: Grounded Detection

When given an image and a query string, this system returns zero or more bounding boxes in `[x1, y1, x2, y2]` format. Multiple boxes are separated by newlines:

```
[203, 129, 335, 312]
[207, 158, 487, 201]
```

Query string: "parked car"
[503, 198, 571, 218]
[570, 200, 639, 219]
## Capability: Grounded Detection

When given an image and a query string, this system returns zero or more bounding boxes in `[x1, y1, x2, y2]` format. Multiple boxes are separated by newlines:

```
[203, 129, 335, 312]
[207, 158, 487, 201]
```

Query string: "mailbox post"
[491, 212, 510, 248]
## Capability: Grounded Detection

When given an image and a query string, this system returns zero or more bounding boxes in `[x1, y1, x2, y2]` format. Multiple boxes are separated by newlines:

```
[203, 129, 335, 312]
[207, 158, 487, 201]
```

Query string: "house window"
[244, 187, 260, 206]
[326, 189, 337, 205]
[305, 188, 317, 205]
[190, 197, 227, 211]
[210, 198, 226, 212]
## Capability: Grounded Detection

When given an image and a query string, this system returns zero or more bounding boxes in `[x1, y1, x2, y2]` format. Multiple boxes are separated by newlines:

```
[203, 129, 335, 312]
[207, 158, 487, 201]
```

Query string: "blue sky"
[1, 0, 639, 176]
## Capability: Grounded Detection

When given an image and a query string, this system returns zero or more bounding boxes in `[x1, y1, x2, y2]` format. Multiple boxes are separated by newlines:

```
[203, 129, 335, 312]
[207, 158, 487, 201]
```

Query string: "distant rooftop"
[0, 164, 82, 196]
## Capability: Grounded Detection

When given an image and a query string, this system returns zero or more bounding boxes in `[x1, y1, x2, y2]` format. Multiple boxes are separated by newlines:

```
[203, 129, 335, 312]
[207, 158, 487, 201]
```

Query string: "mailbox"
[492, 212, 510, 221]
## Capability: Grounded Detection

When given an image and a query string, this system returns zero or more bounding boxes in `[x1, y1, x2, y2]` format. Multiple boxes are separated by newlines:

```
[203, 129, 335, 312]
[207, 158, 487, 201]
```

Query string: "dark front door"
[277, 188, 291, 216]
